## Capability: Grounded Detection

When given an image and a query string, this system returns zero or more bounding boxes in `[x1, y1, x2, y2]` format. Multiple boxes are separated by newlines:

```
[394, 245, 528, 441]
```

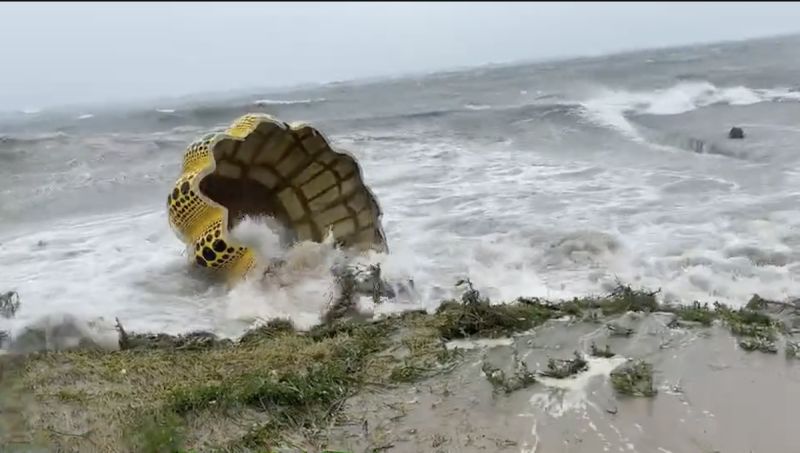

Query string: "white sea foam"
[5, 122, 800, 345]
[530, 355, 628, 418]
[4, 59, 800, 347]
[223, 216, 421, 332]
[253, 98, 326, 106]
[580, 81, 798, 141]
[464, 103, 492, 111]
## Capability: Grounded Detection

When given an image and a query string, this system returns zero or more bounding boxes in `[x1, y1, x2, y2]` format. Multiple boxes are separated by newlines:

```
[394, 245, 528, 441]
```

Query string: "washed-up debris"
[481, 349, 537, 394]
[0, 291, 20, 319]
[434, 279, 561, 339]
[115, 318, 231, 351]
[9, 314, 117, 353]
[739, 336, 778, 354]
[590, 342, 616, 358]
[669, 301, 715, 327]
[610, 360, 657, 397]
[786, 340, 800, 358]
[238, 319, 295, 344]
[540, 351, 589, 379]
[606, 321, 634, 337]
[601, 284, 660, 315]
[352, 263, 393, 303]
[323, 263, 402, 323]
[10, 278, 800, 452]
[332, 263, 396, 301]
[713, 301, 781, 354]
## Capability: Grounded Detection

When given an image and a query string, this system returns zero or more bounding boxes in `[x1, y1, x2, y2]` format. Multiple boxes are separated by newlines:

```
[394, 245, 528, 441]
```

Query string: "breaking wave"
[578, 81, 800, 147]
[149, 97, 328, 123]
[253, 97, 327, 106]
[0, 131, 70, 149]
[223, 216, 419, 332]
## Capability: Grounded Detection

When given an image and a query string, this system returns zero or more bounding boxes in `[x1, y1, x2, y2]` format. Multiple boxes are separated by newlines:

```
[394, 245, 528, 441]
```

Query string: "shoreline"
[1, 283, 798, 452]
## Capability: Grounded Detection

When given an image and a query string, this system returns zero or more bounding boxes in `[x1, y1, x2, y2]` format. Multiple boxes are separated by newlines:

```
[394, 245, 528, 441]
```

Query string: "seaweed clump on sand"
[738, 336, 778, 354]
[237, 318, 296, 344]
[596, 284, 660, 315]
[669, 301, 716, 327]
[431, 281, 693, 341]
[606, 321, 634, 337]
[590, 342, 615, 358]
[116, 318, 233, 351]
[554, 283, 664, 323]
[662, 297, 783, 354]
[0, 291, 20, 347]
[0, 291, 20, 319]
[481, 349, 537, 394]
[714, 301, 780, 353]
[610, 360, 657, 397]
[432, 279, 561, 339]
[539, 351, 588, 379]
[786, 340, 800, 358]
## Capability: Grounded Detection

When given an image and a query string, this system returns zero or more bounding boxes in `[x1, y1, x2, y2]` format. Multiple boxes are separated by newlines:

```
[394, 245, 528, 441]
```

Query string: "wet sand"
[327, 312, 799, 453]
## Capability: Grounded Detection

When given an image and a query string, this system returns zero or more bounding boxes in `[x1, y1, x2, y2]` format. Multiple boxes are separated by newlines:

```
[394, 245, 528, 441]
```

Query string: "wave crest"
[579, 81, 800, 144]
[253, 97, 326, 106]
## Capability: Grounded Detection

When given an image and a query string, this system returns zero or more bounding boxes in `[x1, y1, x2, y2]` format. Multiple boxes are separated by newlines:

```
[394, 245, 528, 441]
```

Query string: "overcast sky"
[3, 2, 800, 111]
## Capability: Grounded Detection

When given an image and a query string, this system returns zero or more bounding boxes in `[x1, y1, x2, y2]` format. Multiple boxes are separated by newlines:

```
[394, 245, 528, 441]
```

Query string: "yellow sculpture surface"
[167, 113, 387, 282]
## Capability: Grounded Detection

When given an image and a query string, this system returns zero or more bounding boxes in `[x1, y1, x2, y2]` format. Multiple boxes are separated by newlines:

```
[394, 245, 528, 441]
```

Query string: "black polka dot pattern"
[167, 173, 207, 231]
[166, 126, 263, 278]
[181, 134, 215, 172]
[181, 218, 247, 270]
[213, 239, 227, 252]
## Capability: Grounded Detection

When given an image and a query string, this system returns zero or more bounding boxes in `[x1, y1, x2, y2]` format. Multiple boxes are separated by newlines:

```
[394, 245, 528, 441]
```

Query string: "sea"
[2, 34, 800, 340]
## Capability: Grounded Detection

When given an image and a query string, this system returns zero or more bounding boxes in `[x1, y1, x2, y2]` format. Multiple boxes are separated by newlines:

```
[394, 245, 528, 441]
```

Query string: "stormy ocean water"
[2, 34, 800, 339]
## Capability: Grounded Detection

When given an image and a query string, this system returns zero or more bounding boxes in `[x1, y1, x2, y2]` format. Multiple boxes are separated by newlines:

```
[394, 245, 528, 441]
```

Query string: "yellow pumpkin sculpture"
[166, 113, 388, 283]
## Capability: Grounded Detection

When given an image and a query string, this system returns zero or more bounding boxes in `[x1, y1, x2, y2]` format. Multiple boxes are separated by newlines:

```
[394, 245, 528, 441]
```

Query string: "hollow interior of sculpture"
[198, 140, 294, 245]
[199, 168, 290, 231]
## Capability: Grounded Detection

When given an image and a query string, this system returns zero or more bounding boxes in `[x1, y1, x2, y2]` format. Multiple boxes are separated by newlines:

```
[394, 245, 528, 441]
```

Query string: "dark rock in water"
[728, 127, 745, 139]
[0, 291, 20, 319]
